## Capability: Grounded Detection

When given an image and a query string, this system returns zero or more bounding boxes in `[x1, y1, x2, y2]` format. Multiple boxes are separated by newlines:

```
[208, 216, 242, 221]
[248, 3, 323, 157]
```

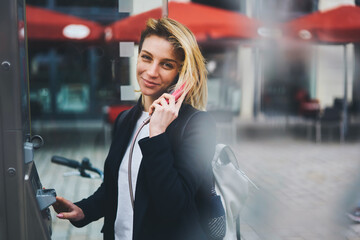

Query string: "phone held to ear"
[167, 83, 185, 103]
[144, 83, 185, 124]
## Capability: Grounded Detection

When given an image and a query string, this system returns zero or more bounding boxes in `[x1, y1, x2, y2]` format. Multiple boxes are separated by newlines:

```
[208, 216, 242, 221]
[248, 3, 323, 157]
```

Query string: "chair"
[315, 107, 342, 142]
[300, 99, 320, 119]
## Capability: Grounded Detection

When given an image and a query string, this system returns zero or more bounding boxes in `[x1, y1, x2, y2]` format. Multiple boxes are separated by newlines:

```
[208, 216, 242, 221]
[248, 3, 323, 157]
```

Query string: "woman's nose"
[147, 62, 159, 78]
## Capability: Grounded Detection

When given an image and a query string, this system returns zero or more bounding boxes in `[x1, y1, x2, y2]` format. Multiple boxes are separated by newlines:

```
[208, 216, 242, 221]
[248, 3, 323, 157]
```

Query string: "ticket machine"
[0, 0, 56, 239]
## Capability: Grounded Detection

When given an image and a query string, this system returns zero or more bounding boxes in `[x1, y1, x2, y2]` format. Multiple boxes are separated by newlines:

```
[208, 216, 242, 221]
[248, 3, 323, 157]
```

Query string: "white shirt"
[114, 111, 150, 240]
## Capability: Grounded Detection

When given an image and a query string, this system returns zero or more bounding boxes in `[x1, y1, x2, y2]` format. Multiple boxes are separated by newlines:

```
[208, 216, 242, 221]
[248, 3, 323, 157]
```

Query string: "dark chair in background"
[316, 99, 344, 142]
[300, 99, 321, 119]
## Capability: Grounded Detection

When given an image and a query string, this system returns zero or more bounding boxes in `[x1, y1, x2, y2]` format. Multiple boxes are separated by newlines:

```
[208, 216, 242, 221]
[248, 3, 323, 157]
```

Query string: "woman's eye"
[162, 62, 174, 69]
[141, 54, 151, 61]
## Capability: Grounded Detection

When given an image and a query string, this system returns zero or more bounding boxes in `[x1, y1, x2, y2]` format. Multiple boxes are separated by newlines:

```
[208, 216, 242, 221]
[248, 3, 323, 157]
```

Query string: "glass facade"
[25, 0, 318, 122]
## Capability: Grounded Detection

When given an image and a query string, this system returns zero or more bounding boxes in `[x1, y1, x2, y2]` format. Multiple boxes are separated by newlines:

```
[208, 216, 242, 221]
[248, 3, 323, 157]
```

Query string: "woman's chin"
[141, 88, 164, 97]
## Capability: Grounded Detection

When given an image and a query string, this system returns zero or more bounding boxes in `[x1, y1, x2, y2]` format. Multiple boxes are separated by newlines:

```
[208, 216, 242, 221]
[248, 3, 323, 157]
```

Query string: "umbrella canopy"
[285, 5, 360, 43]
[105, 2, 259, 43]
[26, 5, 104, 42]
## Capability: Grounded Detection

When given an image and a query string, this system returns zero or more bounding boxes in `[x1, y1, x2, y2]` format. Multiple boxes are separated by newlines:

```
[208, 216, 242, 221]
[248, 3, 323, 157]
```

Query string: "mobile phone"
[168, 83, 185, 103]
[144, 83, 185, 123]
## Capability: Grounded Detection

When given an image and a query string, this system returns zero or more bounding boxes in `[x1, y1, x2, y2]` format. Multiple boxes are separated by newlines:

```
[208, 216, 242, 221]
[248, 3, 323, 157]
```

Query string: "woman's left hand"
[148, 92, 186, 137]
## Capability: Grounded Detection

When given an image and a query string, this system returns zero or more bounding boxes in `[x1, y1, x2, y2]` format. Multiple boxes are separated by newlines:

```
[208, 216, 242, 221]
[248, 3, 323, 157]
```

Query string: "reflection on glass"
[56, 84, 89, 112]
[17, 0, 31, 135]
[205, 50, 241, 114]
[119, 42, 135, 57]
[120, 85, 136, 101]
[118, 0, 133, 13]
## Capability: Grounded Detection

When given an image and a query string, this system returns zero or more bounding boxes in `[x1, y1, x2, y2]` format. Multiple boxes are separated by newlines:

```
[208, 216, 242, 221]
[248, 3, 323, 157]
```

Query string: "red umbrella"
[285, 5, 360, 43]
[26, 5, 104, 42]
[105, 2, 259, 42]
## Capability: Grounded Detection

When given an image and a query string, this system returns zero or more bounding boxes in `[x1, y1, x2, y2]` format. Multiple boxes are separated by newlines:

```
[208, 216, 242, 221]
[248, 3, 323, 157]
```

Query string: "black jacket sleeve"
[71, 182, 106, 227]
[71, 110, 129, 228]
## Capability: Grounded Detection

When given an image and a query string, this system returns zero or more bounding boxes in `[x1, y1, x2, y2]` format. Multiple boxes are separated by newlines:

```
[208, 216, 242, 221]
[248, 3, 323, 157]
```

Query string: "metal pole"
[310, 45, 318, 99]
[341, 44, 348, 143]
[89, 47, 97, 115]
[253, 47, 261, 119]
[312, 0, 319, 12]
[162, 0, 168, 17]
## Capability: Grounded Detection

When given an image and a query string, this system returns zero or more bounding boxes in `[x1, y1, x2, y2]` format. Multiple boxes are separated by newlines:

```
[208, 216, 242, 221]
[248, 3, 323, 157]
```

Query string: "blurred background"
[24, 0, 360, 239]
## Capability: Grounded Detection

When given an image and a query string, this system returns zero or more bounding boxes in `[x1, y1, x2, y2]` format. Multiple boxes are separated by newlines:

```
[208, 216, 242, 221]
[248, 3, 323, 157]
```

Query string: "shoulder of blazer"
[105, 101, 143, 180]
[168, 104, 207, 145]
[113, 98, 143, 136]
[113, 109, 130, 134]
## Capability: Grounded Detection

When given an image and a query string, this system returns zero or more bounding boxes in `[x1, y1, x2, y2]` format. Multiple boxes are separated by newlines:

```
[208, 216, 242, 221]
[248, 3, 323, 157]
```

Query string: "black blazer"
[72, 99, 216, 240]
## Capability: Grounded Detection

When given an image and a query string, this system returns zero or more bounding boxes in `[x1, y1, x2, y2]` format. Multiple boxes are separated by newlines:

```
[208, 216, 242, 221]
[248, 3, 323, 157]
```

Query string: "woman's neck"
[142, 95, 154, 112]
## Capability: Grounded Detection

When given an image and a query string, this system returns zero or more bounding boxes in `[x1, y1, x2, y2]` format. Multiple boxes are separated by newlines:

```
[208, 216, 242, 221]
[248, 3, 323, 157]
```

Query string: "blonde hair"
[139, 18, 208, 110]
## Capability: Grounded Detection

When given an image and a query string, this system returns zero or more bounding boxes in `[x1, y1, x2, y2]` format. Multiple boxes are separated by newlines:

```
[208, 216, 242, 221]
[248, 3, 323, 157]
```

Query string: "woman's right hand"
[148, 92, 186, 137]
[52, 196, 85, 221]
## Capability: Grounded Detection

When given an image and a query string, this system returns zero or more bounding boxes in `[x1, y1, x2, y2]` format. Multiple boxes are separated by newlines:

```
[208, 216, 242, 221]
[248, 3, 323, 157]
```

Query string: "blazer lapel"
[107, 99, 143, 180]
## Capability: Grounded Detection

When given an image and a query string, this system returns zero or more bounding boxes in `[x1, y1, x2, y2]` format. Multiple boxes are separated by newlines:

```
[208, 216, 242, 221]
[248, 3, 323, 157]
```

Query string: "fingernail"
[57, 214, 64, 218]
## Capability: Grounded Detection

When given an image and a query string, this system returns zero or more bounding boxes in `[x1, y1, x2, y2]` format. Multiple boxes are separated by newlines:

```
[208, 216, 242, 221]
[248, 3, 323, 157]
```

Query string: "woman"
[53, 18, 216, 240]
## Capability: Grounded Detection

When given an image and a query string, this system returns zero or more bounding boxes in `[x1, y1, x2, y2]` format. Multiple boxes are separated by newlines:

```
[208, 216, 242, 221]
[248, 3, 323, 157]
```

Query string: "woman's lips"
[143, 78, 159, 88]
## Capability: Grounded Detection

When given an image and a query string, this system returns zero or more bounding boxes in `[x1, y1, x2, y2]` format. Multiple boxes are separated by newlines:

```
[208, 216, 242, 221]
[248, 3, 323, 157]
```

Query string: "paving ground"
[32, 120, 360, 240]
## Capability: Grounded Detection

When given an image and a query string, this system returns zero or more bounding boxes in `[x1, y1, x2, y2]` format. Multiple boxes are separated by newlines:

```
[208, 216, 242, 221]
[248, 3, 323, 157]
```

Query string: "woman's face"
[137, 35, 181, 101]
